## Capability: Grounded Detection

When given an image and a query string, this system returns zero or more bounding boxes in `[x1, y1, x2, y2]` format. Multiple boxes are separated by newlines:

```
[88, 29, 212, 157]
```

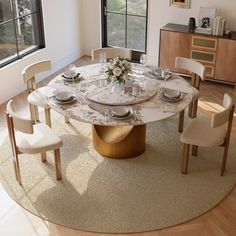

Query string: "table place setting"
[87, 102, 140, 123]
[159, 88, 184, 102]
[108, 106, 133, 120]
[47, 90, 80, 110]
[148, 67, 172, 81]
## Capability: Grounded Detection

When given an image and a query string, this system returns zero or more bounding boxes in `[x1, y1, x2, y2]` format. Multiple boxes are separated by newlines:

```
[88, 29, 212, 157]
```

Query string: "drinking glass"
[99, 52, 106, 73]
[79, 82, 87, 104]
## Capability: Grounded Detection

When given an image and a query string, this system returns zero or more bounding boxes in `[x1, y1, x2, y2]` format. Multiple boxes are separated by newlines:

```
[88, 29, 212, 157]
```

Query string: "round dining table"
[45, 63, 198, 159]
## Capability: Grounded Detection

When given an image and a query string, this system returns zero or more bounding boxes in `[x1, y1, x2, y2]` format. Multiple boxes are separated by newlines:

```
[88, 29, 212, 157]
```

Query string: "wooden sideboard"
[159, 23, 236, 84]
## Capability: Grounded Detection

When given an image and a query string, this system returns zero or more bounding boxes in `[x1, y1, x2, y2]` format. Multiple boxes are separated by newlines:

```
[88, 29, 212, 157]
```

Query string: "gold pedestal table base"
[92, 124, 146, 159]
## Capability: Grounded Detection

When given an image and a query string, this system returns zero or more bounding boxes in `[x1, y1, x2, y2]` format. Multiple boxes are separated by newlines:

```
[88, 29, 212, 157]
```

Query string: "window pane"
[0, 1, 13, 23]
[127, 16, 146, 51]
[107, 0, 126, 13]
[0, 22, 17, 61]
[107, 13, 125, 48]
[127, 0, 147, 16]
[12, 0, 36, 17]
[17, 14, 38, 54]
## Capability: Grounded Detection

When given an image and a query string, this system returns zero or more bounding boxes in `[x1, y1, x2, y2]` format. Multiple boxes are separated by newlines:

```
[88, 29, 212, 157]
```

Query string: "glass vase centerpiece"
[105, 57, 132, 92]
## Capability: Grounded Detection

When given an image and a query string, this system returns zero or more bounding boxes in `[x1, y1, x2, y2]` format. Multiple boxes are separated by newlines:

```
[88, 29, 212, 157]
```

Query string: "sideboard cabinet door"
[215, 39, 236, 83]
[159, 30, 191, 74]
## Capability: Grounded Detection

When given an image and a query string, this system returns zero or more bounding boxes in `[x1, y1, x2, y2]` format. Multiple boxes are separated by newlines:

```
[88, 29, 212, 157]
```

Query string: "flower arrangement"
[105, 57, 132, 84]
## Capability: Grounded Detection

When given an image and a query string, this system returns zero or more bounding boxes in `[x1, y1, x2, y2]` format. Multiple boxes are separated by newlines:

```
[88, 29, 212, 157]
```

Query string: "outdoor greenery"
[107, 0, 147, 51]
[0, 0, 35, 60]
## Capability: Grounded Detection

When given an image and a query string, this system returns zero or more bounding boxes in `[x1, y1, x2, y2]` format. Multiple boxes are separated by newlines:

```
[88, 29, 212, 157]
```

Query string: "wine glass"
[140, 54, 148, 75]
[68, 64, 77, 96]
[99, 52, 106, 73]
[161, 68, 170, 90]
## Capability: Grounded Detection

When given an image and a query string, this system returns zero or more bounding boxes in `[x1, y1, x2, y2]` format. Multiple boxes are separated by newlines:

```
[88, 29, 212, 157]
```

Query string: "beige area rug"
[0, 114, 236, 233]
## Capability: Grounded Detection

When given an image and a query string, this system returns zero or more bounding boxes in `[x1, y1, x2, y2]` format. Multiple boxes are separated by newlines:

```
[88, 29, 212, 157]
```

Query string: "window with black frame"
[0, 0, 45, 68]
[101, 0, 148, 61]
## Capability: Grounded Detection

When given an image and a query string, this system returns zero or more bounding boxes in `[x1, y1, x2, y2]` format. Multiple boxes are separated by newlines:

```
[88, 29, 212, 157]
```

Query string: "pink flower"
[111, 76, 117, 82]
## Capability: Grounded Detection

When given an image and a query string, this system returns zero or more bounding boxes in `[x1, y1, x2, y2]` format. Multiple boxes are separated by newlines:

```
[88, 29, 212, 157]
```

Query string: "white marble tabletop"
[45, 64, 198, 126]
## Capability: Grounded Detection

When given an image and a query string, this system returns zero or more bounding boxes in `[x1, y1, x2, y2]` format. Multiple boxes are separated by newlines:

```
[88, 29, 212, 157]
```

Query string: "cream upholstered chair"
[22, 60, 69, 127]
[180, 93, 234, 176]
[175, 57, 205, 132]
[6, 99, 63, 185]
[91, 47, 132, 61]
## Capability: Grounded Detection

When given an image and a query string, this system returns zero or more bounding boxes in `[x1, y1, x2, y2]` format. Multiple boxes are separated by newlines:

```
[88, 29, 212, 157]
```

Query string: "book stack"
[195, 27, 212, 35]
[213, 16, 226, 36]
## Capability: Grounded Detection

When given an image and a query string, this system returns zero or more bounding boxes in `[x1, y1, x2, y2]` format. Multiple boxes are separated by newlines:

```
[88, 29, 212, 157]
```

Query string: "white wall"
[82, 0, 236, 65]
[0, 0, 83, 104]
[81, 0, 101, 56]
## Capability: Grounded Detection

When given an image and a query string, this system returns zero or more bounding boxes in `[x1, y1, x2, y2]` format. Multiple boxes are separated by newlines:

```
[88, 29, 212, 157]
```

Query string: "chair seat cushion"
[180, 118, 226, 147]
[16, 123, 63, 154]
[27, 87, 53, 108]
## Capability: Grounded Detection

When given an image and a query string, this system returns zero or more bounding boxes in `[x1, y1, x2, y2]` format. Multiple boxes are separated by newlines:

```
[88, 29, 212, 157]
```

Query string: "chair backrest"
[22, 60, 52, 91]
[175, 57, 205, 79]
[6, 100, 33, 134]
[91, 47, 132, 61]
[211, 93, 234, 128]
[175, 57, 205, 90]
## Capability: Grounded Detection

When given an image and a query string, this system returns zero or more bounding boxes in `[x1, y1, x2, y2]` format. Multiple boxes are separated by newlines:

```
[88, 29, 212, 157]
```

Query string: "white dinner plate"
[52, 96, 77, 105]
[62, 75, 82, 82]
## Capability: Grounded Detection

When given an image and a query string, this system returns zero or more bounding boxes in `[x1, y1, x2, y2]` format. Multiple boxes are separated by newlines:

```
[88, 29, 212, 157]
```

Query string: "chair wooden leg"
[41, 152, 47, 162]
[33, 105, 39, 122]
[64, 116, 70, 123]
[13, 154, 22, 185]
[192, 145, 198, 156]
[188, 102, 193, 118]
[45, 108, 51, 127]
[182, 143, 190, 174]
[192, 100, 198, 118]
[178, 110, 185, 133]
[29, 104, 38, 123]
[221, 145, 230, 176]
[54, 149, 62, 180]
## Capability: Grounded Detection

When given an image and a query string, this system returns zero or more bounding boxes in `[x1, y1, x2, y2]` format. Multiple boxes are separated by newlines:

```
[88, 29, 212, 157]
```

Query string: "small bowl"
[54, 91, 73, 101]
[111, 106, 130, 117]
[62, 71, 80, 79]
[163, 89, 181, 99]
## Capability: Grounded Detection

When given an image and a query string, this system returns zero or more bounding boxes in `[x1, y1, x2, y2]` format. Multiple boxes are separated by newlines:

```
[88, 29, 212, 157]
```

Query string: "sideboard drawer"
[192, 36, 217, 50]
[191, 50, 215, 64]
[205, 65, 214, 78]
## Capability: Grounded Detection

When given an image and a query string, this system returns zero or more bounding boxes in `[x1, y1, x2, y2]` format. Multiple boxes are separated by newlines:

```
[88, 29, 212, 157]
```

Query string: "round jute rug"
[0, 115, 236, 233]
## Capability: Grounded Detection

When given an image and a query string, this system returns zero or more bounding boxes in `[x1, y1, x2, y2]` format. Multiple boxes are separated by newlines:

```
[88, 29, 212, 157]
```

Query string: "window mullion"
[12, 0, 20, 58]
[125, 0, 127, 48]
